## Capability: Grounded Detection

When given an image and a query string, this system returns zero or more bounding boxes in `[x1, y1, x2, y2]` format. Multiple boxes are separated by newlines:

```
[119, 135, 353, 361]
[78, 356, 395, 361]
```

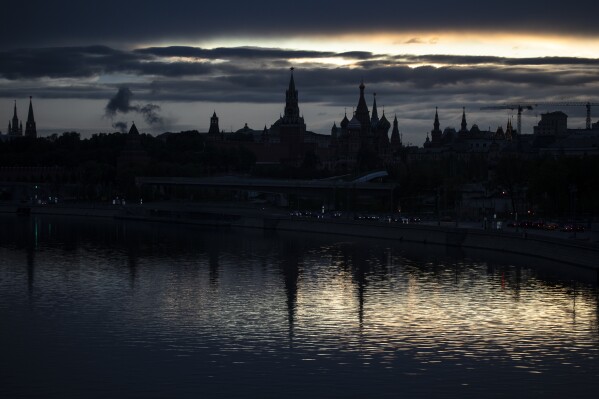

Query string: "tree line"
[1, 131, 597, 217]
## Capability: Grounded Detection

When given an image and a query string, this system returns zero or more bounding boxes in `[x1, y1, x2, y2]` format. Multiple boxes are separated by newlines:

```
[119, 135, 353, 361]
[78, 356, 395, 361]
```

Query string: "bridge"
[135, 173, 398, 210]
[135, 173, 395, 194]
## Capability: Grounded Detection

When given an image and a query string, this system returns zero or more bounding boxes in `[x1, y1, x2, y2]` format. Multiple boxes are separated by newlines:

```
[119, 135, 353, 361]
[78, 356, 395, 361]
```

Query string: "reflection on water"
[0, 215, 598, 398]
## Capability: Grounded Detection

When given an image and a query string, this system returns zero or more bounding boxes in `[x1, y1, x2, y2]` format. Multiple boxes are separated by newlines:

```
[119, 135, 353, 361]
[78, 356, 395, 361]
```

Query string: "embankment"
[2, 202, 597, 276]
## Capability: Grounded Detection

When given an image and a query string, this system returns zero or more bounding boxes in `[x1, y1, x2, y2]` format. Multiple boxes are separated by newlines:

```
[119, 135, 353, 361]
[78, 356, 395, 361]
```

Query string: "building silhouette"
[7, 101, 22, 136]
[118, 122, 149, 169]
[207, 111, 221, 139]
[6, 97, 37, 138]
[179, 70, 599, 169]
[269, 68, 308, 164]
[198, 70, 332, 167]
[533, 111, 568, 136]
[330, 83, 392, 169]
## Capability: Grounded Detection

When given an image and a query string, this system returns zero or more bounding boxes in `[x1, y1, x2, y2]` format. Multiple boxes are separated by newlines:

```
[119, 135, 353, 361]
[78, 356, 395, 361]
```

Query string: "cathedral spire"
[371, 93, 379, 121]
[391, 114, 401, 149]
[10, 100, 21, 136]
[12, 100, 18, 126]
[431, 107, 442, 145]
[355, 80, 370, 128]
[27, 97, 34, 122]
[505, 118, 513, 140]
[370, 93, 380, 129]
[460, 106, 468, 132]
[25, 96, 37, 138]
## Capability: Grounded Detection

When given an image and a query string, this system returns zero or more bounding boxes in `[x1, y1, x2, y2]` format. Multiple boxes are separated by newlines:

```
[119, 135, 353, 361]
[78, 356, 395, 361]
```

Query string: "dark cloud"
[3, 45, 599, 85]
[1, 1, 598, 49]
[337, 51, 375, 60]
[0, 46, 143, 79]
[135, 46, 335, 60]
[105, 87, 163, 126]
[3, 44, 599, 138]
[4, 48, 597, 108]
[0, 46, 359, 80]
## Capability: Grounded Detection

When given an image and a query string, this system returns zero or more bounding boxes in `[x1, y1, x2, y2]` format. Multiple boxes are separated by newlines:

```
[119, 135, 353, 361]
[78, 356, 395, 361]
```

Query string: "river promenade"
[1, 201, 598, 280]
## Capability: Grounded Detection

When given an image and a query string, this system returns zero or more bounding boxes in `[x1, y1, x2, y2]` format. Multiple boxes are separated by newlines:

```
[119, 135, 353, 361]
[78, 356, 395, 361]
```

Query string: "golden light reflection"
[124, 248, 598, 368]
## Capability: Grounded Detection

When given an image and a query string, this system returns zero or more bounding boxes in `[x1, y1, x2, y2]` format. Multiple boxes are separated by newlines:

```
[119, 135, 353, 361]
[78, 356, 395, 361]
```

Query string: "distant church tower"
[460, 107, 468, 133]
[390, 114, 401, 151]
[279, 68, 306, 147]
[431, 107, 442, 145]
[283, 69, 300, 124]
[208, 111, 221, 139]
[8, 100, 23, 136]
[25, 97, 37, 138]
[354, 80, 370, 133]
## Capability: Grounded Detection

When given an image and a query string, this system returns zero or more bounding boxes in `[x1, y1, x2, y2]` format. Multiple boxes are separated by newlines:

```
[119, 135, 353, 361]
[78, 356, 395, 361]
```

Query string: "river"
[0, 215, 598, 398]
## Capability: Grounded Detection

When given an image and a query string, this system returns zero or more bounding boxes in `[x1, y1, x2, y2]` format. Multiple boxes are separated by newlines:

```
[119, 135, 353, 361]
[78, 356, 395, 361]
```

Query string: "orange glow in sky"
[185, 31, 599, 60]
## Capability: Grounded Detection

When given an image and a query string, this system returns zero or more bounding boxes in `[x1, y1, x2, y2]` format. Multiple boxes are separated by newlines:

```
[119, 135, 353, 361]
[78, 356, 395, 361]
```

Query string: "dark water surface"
[1, 215, 598, 398]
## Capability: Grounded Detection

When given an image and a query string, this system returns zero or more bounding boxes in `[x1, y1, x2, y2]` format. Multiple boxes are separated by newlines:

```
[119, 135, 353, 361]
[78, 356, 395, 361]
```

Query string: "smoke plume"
[105, 87, 163, 126]
[112, 121, 128, 132]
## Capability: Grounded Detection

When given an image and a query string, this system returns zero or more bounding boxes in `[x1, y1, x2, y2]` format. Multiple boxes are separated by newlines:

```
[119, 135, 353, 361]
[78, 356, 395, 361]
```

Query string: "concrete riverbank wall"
[232, 216, 599, 272]
[2, 202, 597, 276]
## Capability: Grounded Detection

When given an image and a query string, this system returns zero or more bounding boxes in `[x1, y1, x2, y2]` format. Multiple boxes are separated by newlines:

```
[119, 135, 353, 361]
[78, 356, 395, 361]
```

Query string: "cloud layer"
[2, 44, 598, 139]
[2, 45, 598, 103]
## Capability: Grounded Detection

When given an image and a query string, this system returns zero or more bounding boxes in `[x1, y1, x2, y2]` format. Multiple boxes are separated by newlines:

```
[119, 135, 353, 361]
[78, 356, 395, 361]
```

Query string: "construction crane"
[480, 104, 535, 135]
[533, 102, 599, 130]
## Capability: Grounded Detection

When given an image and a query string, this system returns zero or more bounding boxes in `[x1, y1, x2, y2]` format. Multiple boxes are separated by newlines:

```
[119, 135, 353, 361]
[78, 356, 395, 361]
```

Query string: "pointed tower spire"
[460, 106, 468, 132]
[283, 67, 300, 124]
[208, 110, 220, 136]
[27, 97, 34, 122]
[355, 80, 370, 129]
[371, 93, 379, 121]
[25, 96, 37, 138]
[505, 118, 513, 140]
[430, 107, 442, 145]
[11, 100, 20, 135]
[391, 114, 401, 149]
[288, 67, 296, 92]
[128, 121, 139, 135]
[331, 122, 338, 141]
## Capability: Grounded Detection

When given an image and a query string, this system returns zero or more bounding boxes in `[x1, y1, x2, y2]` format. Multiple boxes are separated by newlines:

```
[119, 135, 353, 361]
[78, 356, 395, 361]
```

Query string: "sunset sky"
[2, 0, 599, 145]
